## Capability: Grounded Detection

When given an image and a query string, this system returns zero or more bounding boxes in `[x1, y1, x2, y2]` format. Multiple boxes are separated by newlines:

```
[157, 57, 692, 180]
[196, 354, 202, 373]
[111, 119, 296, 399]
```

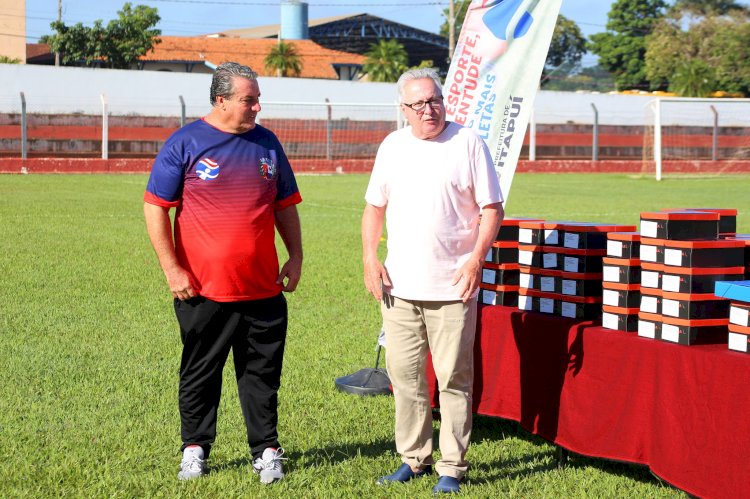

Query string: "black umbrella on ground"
[334, 329, 391, 396]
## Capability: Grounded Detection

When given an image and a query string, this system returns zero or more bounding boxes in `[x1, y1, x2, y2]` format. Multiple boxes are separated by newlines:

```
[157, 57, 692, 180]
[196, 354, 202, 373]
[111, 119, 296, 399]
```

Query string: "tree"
[264, 40, 303, 77]
[541, 15, 587, 86]
[542, 65, 616, 92]
[670, 0, 749, 16]
[362, 39, 409, 83]
[102, 3, 161, 69]
[589, 0, 667, 91]
[439, 0, 472, 39]
[42, 2, 160, 69]
[0, 56, 22, 64]
[669, 60, 716, 97]
[645, 9, 750, 96]
[411, 60, 435, 70]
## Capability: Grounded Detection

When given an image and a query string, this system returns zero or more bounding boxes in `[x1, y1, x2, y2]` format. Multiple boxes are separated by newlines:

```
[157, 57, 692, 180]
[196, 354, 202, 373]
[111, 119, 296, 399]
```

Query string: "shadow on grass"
[209, 437, 396, 474]
[210, 416, 670, 491]
[468, 415, 670, 490]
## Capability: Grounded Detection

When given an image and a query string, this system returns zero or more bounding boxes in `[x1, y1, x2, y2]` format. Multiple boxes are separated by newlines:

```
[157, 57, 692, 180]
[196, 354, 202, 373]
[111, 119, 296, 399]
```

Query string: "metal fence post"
[101, 94, 109, 160]
[325, 98, 332, 160]
[653, 99, 662, 181]
[529, 106, 536, 161]
[591, 103, 599, 162]
[710, 105, 718, 161]
[20, 92, 27, 160]
[179, 95, 186, 128]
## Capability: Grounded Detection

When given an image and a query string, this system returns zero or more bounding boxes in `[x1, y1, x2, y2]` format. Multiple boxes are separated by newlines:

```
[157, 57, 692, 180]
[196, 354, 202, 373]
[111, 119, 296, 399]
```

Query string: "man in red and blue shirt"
[144, 62, 302, 484]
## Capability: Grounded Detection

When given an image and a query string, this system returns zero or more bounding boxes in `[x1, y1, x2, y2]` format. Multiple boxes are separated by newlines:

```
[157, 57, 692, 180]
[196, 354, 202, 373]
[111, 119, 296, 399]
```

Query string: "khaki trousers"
[381, 295, 477, 479]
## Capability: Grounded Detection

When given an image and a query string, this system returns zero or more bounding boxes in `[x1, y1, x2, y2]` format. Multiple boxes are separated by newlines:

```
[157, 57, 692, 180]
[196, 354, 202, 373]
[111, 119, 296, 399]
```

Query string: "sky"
[22, 0, 718, 68]
[24, 0, 610, 67]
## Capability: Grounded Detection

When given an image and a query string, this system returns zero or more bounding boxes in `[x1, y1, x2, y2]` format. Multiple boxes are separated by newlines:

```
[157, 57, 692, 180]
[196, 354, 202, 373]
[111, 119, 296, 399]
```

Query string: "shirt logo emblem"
[259, 157, 276, 180]
[196, 158, 220, 180]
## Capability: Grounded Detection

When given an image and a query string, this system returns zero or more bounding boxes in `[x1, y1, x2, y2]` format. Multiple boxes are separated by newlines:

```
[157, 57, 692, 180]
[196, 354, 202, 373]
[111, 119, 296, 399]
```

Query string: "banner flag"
[443, 0, 562, 203]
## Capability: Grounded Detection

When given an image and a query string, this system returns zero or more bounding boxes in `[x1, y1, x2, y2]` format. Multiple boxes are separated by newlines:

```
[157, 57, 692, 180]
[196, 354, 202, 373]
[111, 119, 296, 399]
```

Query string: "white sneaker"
[178, 446, 207, 481]
[252, 447, 287, 484]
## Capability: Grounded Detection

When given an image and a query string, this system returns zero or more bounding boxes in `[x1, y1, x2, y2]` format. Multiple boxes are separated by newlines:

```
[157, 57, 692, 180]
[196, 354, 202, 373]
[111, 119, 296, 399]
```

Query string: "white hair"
[396, 68, 442, 101]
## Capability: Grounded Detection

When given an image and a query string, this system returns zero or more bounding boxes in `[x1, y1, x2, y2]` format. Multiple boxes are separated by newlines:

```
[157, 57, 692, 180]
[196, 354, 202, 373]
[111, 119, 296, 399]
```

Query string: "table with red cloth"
[426, 305, 750, 499]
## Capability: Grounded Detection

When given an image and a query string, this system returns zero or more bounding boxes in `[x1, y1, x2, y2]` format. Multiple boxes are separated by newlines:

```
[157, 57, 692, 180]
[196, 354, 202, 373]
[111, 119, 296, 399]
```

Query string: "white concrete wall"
[2, 64, 749, 126]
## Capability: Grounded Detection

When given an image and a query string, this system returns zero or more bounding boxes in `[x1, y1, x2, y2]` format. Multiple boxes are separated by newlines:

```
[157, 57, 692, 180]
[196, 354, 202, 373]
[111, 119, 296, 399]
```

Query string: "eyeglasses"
[402, 96, 444, 113]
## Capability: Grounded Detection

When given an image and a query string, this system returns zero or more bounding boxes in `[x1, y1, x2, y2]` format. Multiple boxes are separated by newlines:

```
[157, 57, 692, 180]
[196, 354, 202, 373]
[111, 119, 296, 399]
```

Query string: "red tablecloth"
[427, 305, 750, 499]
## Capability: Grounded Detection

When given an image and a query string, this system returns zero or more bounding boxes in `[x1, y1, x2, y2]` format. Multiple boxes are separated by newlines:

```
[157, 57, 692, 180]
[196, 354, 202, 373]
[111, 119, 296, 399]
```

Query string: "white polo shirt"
[365, 121, 503, 301]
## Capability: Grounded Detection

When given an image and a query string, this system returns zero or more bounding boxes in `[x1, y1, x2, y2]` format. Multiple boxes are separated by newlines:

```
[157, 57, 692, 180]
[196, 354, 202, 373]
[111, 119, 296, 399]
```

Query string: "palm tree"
[362, 39, 409, 83]
[264, 40, 302, 77]
[669, 60, 716, 97]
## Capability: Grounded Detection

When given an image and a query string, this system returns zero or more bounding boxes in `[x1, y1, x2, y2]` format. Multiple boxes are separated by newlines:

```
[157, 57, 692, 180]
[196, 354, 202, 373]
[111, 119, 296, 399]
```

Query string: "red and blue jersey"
[144, 119, 302, 302]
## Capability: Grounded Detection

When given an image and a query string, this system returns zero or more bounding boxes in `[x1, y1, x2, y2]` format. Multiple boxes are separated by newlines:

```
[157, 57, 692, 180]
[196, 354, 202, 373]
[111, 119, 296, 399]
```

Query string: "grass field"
[2, 173, 749, 498]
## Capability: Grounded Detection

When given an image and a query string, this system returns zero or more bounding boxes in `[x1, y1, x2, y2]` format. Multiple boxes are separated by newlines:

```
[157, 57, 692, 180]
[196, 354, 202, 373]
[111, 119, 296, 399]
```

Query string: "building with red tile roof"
[25, 36, 364, 80]
[138, 36, 364, 80]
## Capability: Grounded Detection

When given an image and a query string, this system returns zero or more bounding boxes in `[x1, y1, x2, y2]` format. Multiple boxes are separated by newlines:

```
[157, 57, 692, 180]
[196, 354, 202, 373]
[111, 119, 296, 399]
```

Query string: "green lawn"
[2, 173, 748, 497]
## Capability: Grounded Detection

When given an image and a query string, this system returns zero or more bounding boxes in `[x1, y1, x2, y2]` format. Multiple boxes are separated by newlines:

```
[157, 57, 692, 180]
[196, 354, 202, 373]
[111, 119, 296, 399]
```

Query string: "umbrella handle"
[374, 344, 382, 369]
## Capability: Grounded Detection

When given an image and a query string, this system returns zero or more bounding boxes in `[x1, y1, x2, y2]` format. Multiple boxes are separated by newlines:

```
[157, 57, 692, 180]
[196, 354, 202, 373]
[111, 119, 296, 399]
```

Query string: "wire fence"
[2, 93, 750, 170]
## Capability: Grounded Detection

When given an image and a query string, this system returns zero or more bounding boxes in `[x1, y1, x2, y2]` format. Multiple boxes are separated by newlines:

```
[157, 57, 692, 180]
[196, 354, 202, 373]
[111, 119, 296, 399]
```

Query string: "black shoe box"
[662, 239, 745, 268]
[602, 257, 641, 285]
[602, 282, 641, 308]
[479, 284, 519, 307]
[607, 232, 641, 259]
[602, 305, 640, 332]
[660, 291, 730, 320]
[661, 266, 745, 294]
[482, 263, 520, 286]
[640, 211, 720, 241]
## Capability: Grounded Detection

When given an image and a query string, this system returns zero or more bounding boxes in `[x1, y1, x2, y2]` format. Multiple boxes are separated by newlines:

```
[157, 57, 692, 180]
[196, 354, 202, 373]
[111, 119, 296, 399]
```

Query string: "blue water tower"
[280, 1, 309, 40]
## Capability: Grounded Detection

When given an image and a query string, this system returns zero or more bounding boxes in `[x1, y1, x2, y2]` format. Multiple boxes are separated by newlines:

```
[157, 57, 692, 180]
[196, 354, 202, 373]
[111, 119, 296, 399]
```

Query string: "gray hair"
[210, 62, 258, 106]
[396, 68, 442, 101]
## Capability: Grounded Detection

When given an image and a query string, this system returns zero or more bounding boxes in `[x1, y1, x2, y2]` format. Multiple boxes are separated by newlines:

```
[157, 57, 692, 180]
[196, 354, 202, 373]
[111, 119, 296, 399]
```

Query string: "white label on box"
[540, 276, 555, 292]
[481, 290, 497, 305]
[518, 295, 533, 310]
[561, 302, 577, 318]
[603, 265, 620, 282]
[663, 248, 684, 266]
[518, 228, 534, 244]
[642, 271, 660, 288]
[728, 332, 749, 352]
[638, 320, 656, 338]
[640, 244, 657, 263]
[563, 256, 580, 273]
[607, 240, 624, 257]
[561, 279, 577, 295]
[662, 299, 680, 317]
[641, 295, 658, 313]
[641, 220, 658, 238]
[543, 253, 558, 268]
[518, 250, 533, 266]
[661, 324, 680, 343]
[564, 232, 580, 248]
[485, 248, 493, 262]
[482, 268, 497, 284]
[544, 229, 559, 245]
[602, 312, 619, 330]
[730, 306, 750, 326]
[603, 289, 619, 306]
[540, 298, 554, 313]
[662, 274, 680, 292]
[519, 272, 532, 289]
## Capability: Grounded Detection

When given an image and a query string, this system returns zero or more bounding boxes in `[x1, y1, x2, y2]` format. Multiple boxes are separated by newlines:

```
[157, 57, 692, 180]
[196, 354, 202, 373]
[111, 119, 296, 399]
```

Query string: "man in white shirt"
[362, 67, 504, 494]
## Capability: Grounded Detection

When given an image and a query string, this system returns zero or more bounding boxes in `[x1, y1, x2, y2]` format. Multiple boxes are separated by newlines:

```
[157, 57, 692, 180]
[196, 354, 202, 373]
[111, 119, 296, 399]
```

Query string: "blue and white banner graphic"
[443, 0, 561, 203]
